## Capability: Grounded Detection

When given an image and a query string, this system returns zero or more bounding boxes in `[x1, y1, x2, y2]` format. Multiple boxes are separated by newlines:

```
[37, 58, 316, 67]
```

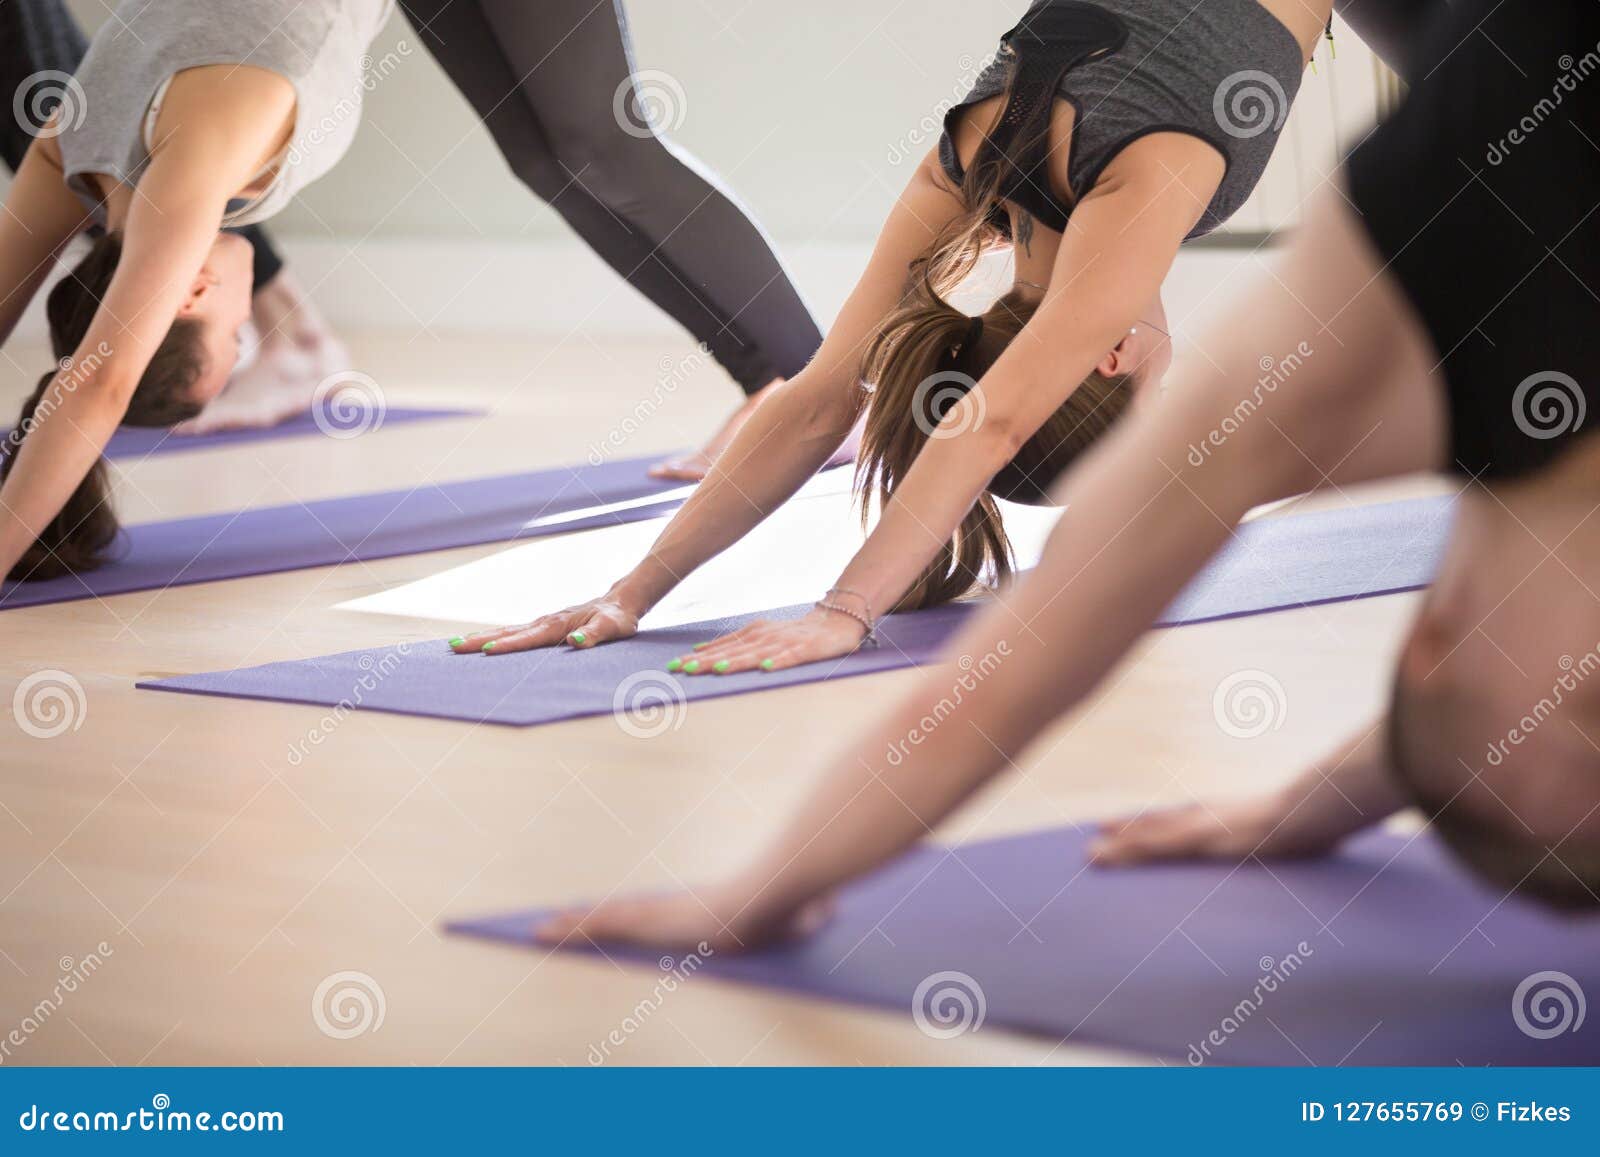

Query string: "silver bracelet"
[815, 597, 879, 648]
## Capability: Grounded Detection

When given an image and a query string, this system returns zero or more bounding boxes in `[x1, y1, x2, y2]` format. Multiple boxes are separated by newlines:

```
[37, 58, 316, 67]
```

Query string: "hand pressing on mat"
[532, 883, 836, 955]
[667, 604, 868, 676]
[451, 591, 641, 655]
[1089, 722, 1403, 867]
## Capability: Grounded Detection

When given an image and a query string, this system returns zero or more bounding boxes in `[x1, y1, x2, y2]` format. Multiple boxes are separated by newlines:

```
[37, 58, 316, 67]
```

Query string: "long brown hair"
[2, 232, 207, 581]
[856, 93, 1134, 611]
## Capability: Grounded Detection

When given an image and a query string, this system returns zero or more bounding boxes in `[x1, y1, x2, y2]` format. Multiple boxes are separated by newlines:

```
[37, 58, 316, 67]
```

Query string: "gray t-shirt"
[56, 0, 395, 227]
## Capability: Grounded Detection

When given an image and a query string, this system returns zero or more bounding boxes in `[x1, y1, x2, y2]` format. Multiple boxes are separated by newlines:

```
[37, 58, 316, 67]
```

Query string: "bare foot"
[649, 379, 863, 481]
[175, 272, 351, 435]
[174, 332, 350, 434]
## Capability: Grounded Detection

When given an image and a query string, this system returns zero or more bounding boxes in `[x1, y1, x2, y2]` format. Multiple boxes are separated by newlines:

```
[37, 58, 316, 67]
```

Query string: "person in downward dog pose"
[0, 0, 349, 434]
[0, 1, 395, 583]
[450, 0, 1335, 668]
[397, 0, 824, 481]
[526, 0, 1600, 948]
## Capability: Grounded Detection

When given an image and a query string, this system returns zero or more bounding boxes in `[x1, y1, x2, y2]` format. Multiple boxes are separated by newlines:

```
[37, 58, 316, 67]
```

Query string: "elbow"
[946, 396, 1031, 473]
[790, 376, 864, 443]
[79, 366, 140, 409]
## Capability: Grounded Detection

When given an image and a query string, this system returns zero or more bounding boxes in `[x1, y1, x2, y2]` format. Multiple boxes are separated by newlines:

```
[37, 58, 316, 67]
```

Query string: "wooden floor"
[0, 331, 1445, 1065]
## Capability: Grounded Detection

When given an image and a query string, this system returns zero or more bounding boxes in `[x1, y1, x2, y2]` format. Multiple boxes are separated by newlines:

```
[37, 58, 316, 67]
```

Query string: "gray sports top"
[940, 0, 1306, 241]
[56, 0, 395, 227]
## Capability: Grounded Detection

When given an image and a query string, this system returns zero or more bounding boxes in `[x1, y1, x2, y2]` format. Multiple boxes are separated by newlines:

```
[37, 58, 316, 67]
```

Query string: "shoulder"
[1085, 132, 1226, 223]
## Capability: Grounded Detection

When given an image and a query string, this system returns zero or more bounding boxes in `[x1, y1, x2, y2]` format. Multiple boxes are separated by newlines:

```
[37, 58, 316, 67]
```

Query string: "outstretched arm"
[1090, 721, 1403, 865]
[531, 184, 1448, 952]
[454, 152, 969, 654]
[681, 138, 1223, 675]
[0, 76, 287, 578]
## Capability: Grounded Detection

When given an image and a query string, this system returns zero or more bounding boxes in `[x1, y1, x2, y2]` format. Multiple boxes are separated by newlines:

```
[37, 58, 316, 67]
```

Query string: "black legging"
[0, 0, 285, 291]
[398, 0, 821, 393]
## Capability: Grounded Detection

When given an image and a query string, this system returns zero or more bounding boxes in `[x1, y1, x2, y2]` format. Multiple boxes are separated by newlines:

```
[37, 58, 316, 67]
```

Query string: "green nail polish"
[714, 660, 731, 673]
[760, 658, 776, 671]
[666, 658, 683, 672]
[482, 641, 496, 653]
[692, 642, 710, 651]
[684, 660, 700, 674]
[570, 630, 586, 644]
[448, 636, 465, 647]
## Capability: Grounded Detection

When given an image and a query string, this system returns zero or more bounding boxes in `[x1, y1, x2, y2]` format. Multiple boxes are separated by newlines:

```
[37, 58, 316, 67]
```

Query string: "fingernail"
[448, 636, 465, 647]
[684, 660, 700, 674]
[760, 658, 775, 671]
[570, 630, 586, 645]
[693, 642, 710, 651]
[713, 660, 730, 673]
[666, 658, 683, 672]
[482, 641, 496, 653]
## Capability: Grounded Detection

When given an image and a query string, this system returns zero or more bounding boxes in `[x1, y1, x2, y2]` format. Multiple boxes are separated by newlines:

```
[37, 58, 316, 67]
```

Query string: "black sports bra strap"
[974, 2, 1128, 232]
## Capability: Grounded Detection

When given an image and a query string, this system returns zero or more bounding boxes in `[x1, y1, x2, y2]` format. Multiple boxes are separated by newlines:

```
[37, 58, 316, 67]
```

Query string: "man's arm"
[1090, 722, 1404, 865]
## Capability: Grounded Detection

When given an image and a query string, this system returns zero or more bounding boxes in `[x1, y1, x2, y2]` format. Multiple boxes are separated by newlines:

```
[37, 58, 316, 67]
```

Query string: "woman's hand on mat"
[532, 883, 836, 955]
[451, 592, 641, 655]
[667, 605, 867, 676]
[1088, 789, 1352, 867]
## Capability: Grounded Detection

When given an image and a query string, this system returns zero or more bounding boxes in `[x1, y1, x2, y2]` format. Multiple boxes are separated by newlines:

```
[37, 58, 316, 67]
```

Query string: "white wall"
[15, 2, 1388, 335]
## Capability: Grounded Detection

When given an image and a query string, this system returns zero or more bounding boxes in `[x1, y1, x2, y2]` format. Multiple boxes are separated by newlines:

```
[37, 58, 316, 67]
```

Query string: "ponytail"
[854, 62, 1140, 609]
[2, 374, 118, 581]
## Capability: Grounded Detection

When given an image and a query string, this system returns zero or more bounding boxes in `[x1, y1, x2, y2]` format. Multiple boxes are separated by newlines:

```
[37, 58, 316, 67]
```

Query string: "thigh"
[0, 0, 90, 172]
[473, 0, 652, 146]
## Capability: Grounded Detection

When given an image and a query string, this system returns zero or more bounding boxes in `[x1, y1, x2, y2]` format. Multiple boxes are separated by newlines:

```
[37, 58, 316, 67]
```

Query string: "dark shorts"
[1345, 0, 1600, 479]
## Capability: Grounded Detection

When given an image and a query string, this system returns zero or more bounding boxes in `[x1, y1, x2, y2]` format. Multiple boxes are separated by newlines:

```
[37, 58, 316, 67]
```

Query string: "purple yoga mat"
[448, 827, 1600, 1066]
[2, 454, 690, 610]
[1, 406, 477, 460]
[140, 495, 1454, 726]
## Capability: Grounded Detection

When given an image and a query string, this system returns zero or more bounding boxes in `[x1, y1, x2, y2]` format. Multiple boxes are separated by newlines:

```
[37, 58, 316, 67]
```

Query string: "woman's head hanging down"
[0, 1, 393, 583]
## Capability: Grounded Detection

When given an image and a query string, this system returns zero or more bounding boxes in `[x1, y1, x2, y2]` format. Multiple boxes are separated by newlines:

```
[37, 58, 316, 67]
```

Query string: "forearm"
[1268, 719, 1404, 838]
[613, 370, 857, 612]
[740, 384, 1294, 910]
[614, 157, 965, 614]
[0, 373, 131, 567]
